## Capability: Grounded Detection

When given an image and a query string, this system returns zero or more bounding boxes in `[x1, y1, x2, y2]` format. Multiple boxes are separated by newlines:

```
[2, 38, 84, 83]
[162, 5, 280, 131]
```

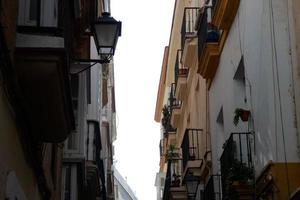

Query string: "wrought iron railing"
[181, 7, 201, 50]
[198, 8, 208, 59]
[198, 8, 220, 59]
[169, 83, 182, 109]
[181, 129, 203, 170]
[204, 175, 222, 200]
[163, 161, 172, 200]
[174, 49, 188, 88]
[220, 132, 254, 199]
[160, 139, 164, 157]
[162, 104, 176, 138]
[163, 160, 183, 200]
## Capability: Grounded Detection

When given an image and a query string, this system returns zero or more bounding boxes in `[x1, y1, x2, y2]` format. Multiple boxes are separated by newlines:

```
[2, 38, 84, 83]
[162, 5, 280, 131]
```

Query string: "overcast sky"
[111, 0, 175, 199]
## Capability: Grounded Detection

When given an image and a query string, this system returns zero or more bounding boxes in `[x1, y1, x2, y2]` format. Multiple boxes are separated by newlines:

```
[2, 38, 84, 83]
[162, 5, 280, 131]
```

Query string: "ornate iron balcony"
[174, 49, 188, 90]
[181, 7, 201, 50]
[198, 8, 220, 59]
[220, 132, 254, 199]
[181, 129, 203, 170]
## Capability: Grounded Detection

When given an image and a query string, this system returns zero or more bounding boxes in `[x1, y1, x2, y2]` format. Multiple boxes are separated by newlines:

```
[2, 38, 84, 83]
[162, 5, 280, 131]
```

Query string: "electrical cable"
[268, 0, 279, 162]
[269, 0, 291, 196]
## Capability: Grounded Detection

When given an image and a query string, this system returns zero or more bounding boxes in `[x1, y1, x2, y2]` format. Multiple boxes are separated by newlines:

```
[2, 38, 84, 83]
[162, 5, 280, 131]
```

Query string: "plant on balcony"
[223, 159, 254, 200]
[161, 105, 174, 135]
[206, 23, 219, 43]
[171, 174, 181, 187]
[166, 144, 179, 161]
[233, 108, 251, 126]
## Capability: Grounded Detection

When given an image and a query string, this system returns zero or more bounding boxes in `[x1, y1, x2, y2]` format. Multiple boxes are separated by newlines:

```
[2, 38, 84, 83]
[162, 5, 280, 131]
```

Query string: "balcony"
[203, 175, 222, 200]
[169, 83, 182, 128]
[181, 129, 203, 177]
[162, 105, 176, 139]
[163, 161, 187, 200]
[197, 8, 220, 79]
[220, 132, 254, 200]
[15, 48, 74, 142]
[86, 161, 101, 199]
[174, 50, 188, 101]
[181, 7, 200, 69]
[211, 0, 240, 30]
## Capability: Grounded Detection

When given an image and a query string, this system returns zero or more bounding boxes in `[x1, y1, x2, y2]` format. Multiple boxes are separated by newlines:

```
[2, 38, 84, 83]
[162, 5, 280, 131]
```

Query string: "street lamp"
[92, 12, 122, 59]
[185, 173, 200, 200]
[71, 12, 122, 74]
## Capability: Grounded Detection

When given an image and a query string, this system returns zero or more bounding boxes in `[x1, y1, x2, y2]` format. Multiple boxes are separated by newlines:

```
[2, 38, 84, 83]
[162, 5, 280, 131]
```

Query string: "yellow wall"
[166, 0, 210, 176]
[0, 89, 41, 200]
[257, 162, 300, 200]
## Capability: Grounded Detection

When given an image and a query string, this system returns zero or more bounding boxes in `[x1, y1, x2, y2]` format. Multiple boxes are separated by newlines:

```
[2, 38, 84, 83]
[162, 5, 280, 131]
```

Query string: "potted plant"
[162, 105, 171, 134]
[166, 144, 179, 161]
[171, 174, 181, 187]
[223, 159, 254, 200]
[233, 108, 251, 126]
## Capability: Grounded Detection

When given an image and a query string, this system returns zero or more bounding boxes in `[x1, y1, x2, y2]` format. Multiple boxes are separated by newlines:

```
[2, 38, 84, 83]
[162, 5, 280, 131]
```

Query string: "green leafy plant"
[166, 144, 179, 161]
[161, 105, 174, 135]
[223, 159, 254, 200]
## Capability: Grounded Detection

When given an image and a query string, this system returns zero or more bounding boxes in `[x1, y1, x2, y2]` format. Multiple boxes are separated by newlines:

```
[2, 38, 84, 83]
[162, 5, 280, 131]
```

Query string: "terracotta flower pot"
[240, 110, 250, 122]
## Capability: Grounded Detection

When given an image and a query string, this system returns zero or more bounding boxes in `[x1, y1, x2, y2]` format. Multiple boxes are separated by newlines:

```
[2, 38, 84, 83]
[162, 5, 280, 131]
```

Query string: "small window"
[67, 131, 79, 150]
[71, 75, 79, 128]
[18, 0, 58, 27]
[86, 69, 91, 104]
[233, 56, 247, 103]
[234, 56, 246, 84]
[216, 107, 224, 124]
[64, 166, 71, 200]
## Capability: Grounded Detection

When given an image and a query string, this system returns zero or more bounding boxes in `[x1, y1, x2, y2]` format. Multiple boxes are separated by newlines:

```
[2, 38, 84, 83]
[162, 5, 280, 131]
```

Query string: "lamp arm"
[70, 58, 110, 74]
[70, 62, 98, 75]
[73, 58, 110, 64]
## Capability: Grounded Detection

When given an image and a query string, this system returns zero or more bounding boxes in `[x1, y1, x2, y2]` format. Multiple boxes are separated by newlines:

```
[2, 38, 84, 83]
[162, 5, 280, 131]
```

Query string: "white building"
[114, 167, 138, 200]
[154, 172, 166, 200]
[206, 0, 300, 199]
[61, 31, 118, 200]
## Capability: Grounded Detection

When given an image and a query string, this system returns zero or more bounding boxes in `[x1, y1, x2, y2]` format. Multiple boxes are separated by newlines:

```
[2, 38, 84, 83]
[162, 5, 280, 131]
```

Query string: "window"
[62, 165, 78, 200]
[216, 107, 224, 124]
[233, 56, 246, 85]
[71, 75, 79, 128]
[86, 69, 91, 104]
[18, 0, 58, 27]
[64, 166, 71, 200]
[66, 75, 79, 150]
[233, 56, 247, 103]
[216, 107, 224, 136]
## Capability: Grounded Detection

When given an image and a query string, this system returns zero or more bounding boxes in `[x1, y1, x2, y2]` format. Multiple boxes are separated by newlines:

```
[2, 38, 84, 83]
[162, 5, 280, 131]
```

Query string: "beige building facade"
[156, 0, 300, 199]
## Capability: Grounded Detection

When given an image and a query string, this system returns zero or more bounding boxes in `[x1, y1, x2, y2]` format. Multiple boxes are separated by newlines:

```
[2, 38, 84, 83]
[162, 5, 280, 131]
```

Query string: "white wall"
[209, 0, 299, 175]
[114, 168, 138, 200]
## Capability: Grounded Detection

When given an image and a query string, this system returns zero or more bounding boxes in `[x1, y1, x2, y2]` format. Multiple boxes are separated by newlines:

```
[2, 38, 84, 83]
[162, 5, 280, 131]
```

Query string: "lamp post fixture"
[92, 12, 122, 59]
[71, 12, 122, 74]
[185, 173, 200, 200]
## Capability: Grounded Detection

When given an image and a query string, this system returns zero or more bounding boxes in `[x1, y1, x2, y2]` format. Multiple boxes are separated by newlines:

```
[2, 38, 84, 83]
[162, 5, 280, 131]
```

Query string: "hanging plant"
[161, 105, 173, 134]
[233, 108, 251, 126]
[166, 144, 179, 161]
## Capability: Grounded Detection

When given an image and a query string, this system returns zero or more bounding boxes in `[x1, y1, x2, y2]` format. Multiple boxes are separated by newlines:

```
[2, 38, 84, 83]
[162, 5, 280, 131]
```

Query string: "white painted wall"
[209, 0, 299, 175]
[114, 167, 138, 200]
